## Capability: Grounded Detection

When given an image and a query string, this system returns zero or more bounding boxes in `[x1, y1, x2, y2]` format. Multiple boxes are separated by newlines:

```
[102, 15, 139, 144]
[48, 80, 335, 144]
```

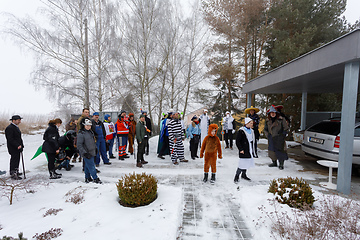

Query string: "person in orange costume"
[128, 113, 136, 155]
[200, 124, 222, 183]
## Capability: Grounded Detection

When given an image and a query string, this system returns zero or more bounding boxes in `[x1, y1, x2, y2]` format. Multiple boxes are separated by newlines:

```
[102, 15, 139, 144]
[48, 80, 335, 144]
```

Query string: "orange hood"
[208, 124, 218, 136]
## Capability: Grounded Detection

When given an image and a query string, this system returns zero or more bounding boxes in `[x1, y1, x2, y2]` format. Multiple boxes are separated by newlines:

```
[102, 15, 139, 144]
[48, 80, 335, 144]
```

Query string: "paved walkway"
[160, 175, 252, 240]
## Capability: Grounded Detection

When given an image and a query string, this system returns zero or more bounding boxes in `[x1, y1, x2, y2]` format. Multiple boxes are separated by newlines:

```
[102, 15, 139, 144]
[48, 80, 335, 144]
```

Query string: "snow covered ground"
[0, 133, 358, 239]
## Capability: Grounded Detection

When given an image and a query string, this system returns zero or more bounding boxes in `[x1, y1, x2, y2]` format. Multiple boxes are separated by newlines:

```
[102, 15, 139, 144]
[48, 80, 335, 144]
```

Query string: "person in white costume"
[199, 109, 210, 146]
[233, 117, 256, 183]
[223, 111, 235, 149]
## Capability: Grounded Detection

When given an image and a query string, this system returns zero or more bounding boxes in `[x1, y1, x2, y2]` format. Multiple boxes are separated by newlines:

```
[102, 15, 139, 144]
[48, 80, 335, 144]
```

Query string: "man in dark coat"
[141, 110, 152, 155]
[5, 115, 24, 180]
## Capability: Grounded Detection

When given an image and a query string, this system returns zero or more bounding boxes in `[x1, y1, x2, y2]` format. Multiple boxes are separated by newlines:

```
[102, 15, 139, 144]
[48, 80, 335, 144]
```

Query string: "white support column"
[301, 92, 307, 131]
[337, 61, 360, 195]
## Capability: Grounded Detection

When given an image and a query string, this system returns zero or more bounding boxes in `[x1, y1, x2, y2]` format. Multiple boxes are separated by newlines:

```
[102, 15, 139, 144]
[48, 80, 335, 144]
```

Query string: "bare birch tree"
[3, 0, 119, 111]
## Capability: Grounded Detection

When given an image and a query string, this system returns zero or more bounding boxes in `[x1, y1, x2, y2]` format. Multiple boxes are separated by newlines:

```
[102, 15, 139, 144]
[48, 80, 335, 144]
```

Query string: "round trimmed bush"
[268, 177, 315, 209]
[116, 172, 157, 207]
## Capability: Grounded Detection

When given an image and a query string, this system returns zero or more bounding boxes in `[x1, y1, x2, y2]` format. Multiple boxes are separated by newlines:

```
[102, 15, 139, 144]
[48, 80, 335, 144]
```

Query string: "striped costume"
[168, 118, 184, 163]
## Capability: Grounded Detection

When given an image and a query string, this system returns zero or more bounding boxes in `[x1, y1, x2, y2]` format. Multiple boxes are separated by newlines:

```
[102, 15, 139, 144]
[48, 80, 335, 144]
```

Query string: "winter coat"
[116, 118, 129, 136]
[5, 123, 24, 154]
[77, 129, 97, 157]
[136, 120, 146, 143]
[264, 116, 289, 152]
[129, 120, 136, 137]
[187, 121, 201, 138]
[223, 115, 235, 131]
[236, 127, 256, 159]
[42, 123, 60, 154]
[200, 124, 222, 158]
[65, 120, 76, 131]
[145, 116, 152, 136]
[58, 135, 76, 158]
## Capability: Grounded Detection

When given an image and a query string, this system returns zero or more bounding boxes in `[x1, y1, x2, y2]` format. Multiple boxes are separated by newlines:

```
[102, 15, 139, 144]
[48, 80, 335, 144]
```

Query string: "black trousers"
[9, 151, 21, 175]
[144, 137, 149, 154]
[190, 135, 200, 158]
[137, 140, 146, 163]
[224, 130, 233, 148]
[47, 152, 56, 173]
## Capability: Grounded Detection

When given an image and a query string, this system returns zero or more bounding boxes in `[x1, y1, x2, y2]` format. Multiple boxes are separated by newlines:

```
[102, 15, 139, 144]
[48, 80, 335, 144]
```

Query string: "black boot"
[241, 169, 251, 181]
[268, 161, 278, 167]
[234, 168, 241, 183]
[85, 177, 93, 183]
[210, 173, 216, 184]
[53, 170, 62, 177]
[203, 172, 208, 183]
[279, 160, 284, 170]
[94, 178, 102, 184]
[49, 171, 61, 179]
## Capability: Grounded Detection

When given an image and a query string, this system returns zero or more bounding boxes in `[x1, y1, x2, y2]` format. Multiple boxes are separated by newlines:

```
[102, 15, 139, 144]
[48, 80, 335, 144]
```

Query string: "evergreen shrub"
[268, 177, 315, 209]
[117, 172, 157, 207]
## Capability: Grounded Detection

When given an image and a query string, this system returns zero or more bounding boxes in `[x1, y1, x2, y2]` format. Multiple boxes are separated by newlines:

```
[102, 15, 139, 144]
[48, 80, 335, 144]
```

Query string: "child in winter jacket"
[234, 117, 256, 183]
[200, 124, 222, 183]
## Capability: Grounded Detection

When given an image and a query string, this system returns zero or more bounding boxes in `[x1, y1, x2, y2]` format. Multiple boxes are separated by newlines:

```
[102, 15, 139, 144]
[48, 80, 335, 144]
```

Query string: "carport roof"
[242, 29, 360, 94]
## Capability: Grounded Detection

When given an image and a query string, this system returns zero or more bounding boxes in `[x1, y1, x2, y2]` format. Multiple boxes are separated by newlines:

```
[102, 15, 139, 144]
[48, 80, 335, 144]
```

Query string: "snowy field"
[0, 133, 358, 239]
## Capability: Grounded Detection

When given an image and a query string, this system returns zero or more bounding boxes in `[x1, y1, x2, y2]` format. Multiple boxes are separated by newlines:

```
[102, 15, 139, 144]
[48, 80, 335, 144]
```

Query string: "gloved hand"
[218, 155, 222, 159]
[232, 129, 235, 134]
[200, 153, 203, 158]
[84, 153, 92, 159]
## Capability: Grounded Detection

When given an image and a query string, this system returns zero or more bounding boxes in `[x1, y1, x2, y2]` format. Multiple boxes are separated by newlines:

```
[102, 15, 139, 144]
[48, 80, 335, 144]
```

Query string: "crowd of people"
[3, 104, 290, 184]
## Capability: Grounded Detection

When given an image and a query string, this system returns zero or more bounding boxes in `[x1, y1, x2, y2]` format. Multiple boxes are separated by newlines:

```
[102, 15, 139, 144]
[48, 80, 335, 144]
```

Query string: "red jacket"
[116, 119, 129, 135]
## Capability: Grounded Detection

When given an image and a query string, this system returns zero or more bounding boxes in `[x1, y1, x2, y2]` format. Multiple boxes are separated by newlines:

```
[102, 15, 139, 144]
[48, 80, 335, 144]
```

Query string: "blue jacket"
[187, 122, 201, 138]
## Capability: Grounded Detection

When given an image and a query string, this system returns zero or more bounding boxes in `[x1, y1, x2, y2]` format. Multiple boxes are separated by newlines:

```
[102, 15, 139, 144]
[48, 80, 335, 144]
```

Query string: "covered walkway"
[242, 29, 360, 194]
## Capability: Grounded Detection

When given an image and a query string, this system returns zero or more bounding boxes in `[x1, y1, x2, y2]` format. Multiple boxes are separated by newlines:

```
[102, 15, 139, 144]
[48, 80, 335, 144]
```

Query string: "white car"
[302, 118, 360, 165]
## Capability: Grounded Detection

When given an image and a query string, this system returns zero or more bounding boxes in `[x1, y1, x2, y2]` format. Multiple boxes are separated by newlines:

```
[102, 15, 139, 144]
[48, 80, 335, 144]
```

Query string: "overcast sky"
[0, 0, 359, 116]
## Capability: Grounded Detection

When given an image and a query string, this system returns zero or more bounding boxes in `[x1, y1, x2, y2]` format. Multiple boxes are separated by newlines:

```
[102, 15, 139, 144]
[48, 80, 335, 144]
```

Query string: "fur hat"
[244, 106, 260, 114]
[244, 117, 253, 125]
[208, 124, 218, 135]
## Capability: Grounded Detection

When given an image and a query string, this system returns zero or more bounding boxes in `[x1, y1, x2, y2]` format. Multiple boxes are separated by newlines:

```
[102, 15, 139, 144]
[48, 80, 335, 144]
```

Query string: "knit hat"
[129, 113, 134, 117]
[244, 117, 253, 125]
[191, 115, 197, 121]
[141, 109, 147, 114]
[83, 118, 92, 126]
[225, 111, 230, 115]
[93, 112, 99, 116]
[203, 109, 208, 113]
[104, 114, 110, 121]
[140, 114, 145, 118]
